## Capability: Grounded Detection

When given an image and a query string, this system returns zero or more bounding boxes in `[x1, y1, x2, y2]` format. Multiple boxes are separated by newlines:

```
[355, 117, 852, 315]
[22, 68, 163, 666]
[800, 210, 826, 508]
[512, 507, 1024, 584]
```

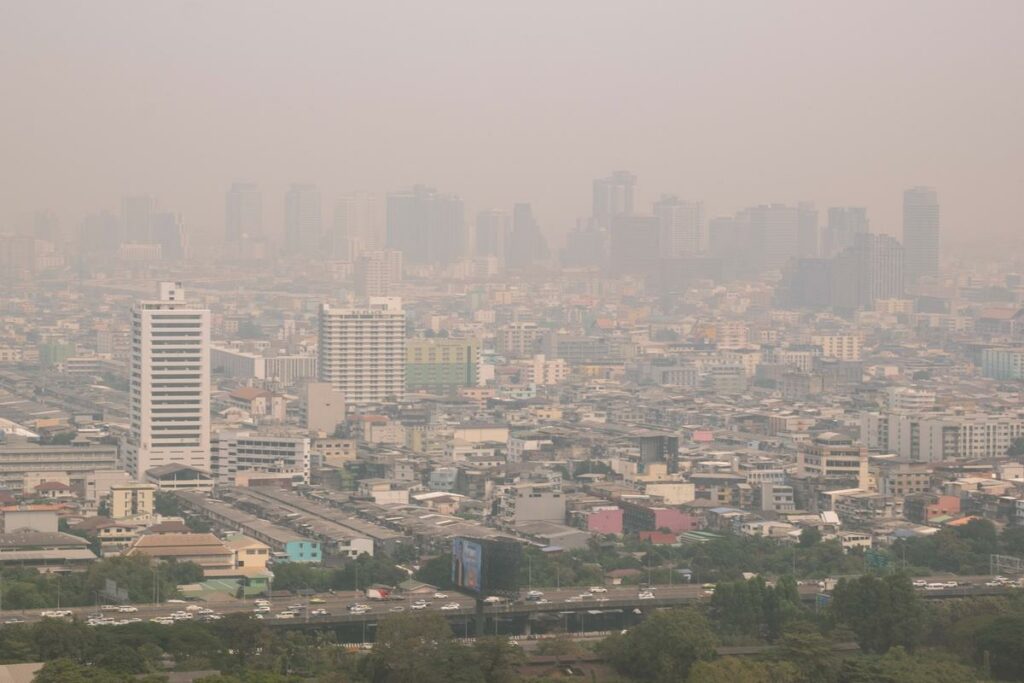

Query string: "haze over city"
[3, 0, 1024, 251]
[3, 3, 1024, 682]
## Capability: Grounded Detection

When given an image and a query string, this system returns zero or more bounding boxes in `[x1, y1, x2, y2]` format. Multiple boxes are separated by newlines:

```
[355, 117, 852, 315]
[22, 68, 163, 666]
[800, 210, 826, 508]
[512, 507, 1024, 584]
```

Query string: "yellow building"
[109, 483, 156, 519]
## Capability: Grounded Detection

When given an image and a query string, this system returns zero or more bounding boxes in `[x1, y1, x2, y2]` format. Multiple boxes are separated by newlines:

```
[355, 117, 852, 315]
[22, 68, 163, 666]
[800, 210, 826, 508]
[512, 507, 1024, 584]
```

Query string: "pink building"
[651, 507, 700, 533]
[585, 506, 624, 535]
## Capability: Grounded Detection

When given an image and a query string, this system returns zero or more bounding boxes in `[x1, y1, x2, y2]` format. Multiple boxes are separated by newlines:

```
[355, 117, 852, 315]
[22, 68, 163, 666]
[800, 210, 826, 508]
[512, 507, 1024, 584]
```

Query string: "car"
[564, 596, 582, 603]
[389, 606, 405, 613]
[350, 607, 370, 615]
[440, 602, 461, 611]
[912, 580, 928, 588]
[253, 613, 265, 620]
[311, 608, 330, 616]
[119, 606, 138, 613]
[578, 592, 594, 599]
[40, 610, 73, 618]
[185, 604, 203, 612]
[925, 583, 945, 591]
[275, 611, 297, 619]
[309, 597, 326, 604]
[483, 596, 503, 604]
[535, 598, 550, 604]
[348, 603, 370, 611]
[150, 617, 174, 625]
[526, 590, 544, 598]
[254, 605, 270, 613]
[287, 604, 305, 611]
[3, 617, 25, 625]
[166, 599, 186, 604]
[433, 592, 448, 599]
[198, 608, 215, 615]
[410, 602, 428, 610]
[638, 591, 656, 600]
[101, 604, 121, 612]
[589, 587, 608, 593]
[986, 580, 1002, 587]
[944, 581, 959, 589]
[702, 590, 715, 597]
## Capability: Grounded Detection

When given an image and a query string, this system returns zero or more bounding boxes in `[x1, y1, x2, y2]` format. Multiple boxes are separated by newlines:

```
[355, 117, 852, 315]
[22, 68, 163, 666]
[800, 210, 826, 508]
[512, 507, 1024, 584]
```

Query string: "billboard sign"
[452, 537, 483, 593]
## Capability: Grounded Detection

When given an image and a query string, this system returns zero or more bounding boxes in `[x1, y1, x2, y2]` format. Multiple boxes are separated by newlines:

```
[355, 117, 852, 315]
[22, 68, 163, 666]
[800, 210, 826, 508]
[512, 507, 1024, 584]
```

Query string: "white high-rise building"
[125, 282, 211, 480]
[318, 297, 405, 405]
[903, 186, 940, 285]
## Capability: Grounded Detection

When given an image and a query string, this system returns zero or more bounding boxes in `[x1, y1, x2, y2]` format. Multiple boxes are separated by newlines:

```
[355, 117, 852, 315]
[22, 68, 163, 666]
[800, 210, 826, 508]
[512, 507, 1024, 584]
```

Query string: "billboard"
[452, 537, 483, 592]
[452, 537, 522, 596]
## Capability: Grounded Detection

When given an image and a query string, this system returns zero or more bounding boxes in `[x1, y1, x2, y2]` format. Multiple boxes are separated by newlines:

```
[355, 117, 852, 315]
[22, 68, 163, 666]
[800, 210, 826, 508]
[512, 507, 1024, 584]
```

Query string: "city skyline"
[2, 2, 1023, 250]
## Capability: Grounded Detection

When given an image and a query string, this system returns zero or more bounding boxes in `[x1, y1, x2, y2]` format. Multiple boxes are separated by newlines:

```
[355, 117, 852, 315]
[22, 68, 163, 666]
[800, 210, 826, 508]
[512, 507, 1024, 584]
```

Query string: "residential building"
[405, 337, 480, 392]
[210, 430, 311, 484]
[318, 297, 405, 404]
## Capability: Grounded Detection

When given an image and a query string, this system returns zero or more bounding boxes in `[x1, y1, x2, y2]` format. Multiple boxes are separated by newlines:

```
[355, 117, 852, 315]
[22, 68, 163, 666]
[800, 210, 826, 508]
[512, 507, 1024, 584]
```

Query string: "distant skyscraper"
[593, 171, 636, 228]
[151, 212, 187, 261]
[32, 210, 60, 244]
[654, 195, 703, 257]
[475, 209, 510, 264]
[125, 282, 210, 480]
[903, 187, 940, 284]
[609, 214, 660, 275]
[797, 202, 818, 258]
[506, 203, 549, 269]
[386, 186, 466, 266]
[78, 211, 121, 254]
[330, 193, 382, 260]
[319, 298, 405, 404]
[823, 207, 869, 258]
[355, 249, 403, 297]
[122, 195, 156, 243]
[285, 184, 322, 256]
[857, 233, 905, 305]
[225, 183, 263, 244]
[747, 204, 799, 272]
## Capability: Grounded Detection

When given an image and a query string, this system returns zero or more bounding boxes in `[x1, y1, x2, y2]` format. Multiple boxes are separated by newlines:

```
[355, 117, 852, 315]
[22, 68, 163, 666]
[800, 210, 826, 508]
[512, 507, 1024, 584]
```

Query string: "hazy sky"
[2, 1, 1022, 247]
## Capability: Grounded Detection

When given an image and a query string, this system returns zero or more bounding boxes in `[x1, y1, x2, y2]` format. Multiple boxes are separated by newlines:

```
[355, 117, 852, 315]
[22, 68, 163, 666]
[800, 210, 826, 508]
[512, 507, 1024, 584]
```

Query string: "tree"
[361, 612, 471, 683]
[473, 636, 524, 683]
[33, 659, 134, 683]
[971, 613, 1024, 681]
[1007, 437, 1024, 458]
[686, 657, 800, 682]
[773, 625, 838, 683]
[214, 614, 268, 671]
[601, 609, 717, 682]
[837, 647, 979, 683]
[831, 574, 924, 654]
[799, 527, 822, 547]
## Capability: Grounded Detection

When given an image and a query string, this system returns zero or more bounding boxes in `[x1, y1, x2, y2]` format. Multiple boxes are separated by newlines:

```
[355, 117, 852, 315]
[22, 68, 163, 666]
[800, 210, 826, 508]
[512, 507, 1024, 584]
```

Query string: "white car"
[638, 591, 656, 600]
[912, 580, 928, 588]
[440, 602, 461, 611]
[389, 606, 405, 613]
[150, 617, 175, 625]
[483, 596, 502, 604]
[101, 605, 121, 612]
[40, 610, 73, 618]
[311, 608, 329, 616]
[254, 606, 270, 613]
[119, 606, 138, 613]
[433, 592, 448, 599]
[578, 592, 594, 599]
[564, 596, 582, 603]
[275, 611, 297, 619]
[589, 587, 608, 593]
[410, 602, 428, 610]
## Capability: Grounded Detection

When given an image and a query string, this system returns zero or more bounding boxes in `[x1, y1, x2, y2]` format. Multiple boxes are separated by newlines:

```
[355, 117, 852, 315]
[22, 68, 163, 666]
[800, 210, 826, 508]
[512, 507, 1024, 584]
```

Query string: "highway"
[0, 576, 1015, 631]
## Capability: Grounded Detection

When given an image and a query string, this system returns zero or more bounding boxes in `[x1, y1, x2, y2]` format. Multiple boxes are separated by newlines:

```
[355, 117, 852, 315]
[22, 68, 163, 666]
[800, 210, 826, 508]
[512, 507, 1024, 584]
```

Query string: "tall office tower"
[475, 209, 510, 263]
[225, 183, 263, 244]
[506, 203, 549, 269]
[823, 207, 869, 258]
[151, 212, 187, 261]
[386, 185, 466, 266]
[747, 204, 800, 271]
[285, 184, 323, 256]
[78, 211, 121, 254]
[32, 210, 60, 244]
[122, 195, 156, 243]
[609, 214, 660, 275]
[592, 171, 636, 228]
[855, 233, 905, 305]
[319, 298, 405, 405]
[355, 249, 403, 297]
[330, 193, 382, 260]
[654, 195, 703, 256]
[124, 282, 211, 480]
[797, 202, 819, 258]
[561, 218, 608, 268]
[903, 186, 940, 285]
